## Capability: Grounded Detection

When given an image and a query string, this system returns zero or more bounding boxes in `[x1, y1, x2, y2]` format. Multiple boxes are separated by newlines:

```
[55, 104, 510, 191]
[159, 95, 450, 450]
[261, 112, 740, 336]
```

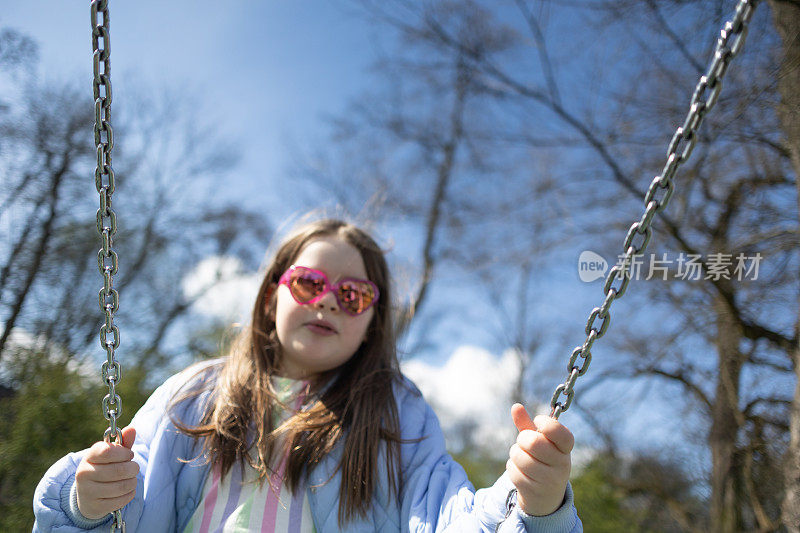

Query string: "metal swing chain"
[548, 0, 759, 420]
[91, 1, 126, 531]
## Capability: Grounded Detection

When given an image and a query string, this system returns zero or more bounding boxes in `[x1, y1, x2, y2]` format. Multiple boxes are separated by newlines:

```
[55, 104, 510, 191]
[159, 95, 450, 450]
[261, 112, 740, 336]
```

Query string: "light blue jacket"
[33, 360, 582, 532]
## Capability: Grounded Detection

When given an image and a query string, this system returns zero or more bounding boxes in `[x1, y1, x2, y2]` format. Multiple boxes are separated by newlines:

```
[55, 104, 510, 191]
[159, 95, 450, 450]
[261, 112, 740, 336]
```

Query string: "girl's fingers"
[505, 458, 548, 499]
[532, 415, 575, 455]
[507, 408, 574, 517]
[78, 459, 139, 483]
[79, 476, 139, 500]
[120, 426, 136, 450]
[100, 489, 136, 509]
[98, 490, 136, 515]
[509, 444, 563, 485]
[510, 440, 562, 472]
[510, 405, 575, 457]
[508, 455, 551, 486]
[76, 438, 139, 520]
[510, 403, 536, 432]
[85, 441, 135, 464]
[515, 430, 569, 467]
[78, 489, 136, 520]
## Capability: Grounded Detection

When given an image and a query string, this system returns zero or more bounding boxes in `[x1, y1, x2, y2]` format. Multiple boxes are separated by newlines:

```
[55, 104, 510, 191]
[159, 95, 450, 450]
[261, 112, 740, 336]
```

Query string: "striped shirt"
[182, 377, 316, 533]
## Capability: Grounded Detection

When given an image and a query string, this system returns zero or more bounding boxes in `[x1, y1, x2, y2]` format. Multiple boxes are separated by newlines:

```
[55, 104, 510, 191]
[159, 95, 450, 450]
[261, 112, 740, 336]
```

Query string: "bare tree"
[0, 28, 280, 527]
[766, 0, 800, 530]
[0, 28, 271, 377]
[302, 1, 797, 530]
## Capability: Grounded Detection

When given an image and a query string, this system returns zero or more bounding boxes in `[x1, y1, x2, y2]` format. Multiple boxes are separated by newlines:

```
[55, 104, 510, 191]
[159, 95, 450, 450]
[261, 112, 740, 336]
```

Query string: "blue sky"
[2, 1, 377, 216]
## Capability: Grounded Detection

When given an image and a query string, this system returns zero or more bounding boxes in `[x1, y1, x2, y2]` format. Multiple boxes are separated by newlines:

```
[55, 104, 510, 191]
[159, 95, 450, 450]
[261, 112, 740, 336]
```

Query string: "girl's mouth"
[305, 320, 338, 335]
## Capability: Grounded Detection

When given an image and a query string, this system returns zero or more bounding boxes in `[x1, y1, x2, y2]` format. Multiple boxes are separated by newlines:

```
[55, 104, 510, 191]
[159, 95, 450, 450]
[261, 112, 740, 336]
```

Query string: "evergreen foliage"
[0, 349, 152, 531]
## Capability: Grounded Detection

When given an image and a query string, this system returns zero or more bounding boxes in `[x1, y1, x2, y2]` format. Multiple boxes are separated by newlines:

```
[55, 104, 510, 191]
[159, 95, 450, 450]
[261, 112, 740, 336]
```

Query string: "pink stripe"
[261, 454, 288, 531]
[262, 391, 307, 531]
[198, 465, 222, 533]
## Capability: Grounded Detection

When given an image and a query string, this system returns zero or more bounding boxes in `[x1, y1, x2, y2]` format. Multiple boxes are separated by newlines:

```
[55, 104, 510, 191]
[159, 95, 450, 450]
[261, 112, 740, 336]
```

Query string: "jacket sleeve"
[396, 378, 582, 533]
[32, 362, 214, 532]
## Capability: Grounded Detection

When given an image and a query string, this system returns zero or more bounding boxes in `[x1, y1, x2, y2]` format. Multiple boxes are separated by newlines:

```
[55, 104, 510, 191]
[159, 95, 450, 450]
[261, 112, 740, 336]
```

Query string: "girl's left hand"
[506, 403, 574, 516]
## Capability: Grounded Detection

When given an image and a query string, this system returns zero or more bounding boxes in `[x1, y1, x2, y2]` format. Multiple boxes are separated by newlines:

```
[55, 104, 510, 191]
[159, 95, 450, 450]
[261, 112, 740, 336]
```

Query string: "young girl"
[34, 219, 582, 532]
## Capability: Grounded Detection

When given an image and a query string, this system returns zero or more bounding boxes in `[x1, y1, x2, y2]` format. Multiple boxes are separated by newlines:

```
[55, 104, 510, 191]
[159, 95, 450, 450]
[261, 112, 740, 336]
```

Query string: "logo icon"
[578, 251, 608, 282]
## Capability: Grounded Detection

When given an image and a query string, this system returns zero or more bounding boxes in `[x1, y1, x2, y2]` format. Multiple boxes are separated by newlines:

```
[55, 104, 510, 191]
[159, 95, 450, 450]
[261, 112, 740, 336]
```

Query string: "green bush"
[0, 351, 151, 531]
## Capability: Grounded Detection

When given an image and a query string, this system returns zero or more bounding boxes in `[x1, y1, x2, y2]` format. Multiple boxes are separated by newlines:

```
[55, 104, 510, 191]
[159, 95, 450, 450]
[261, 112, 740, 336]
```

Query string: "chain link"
[91, 1, 126, 531]
[549, 0, 759, 420]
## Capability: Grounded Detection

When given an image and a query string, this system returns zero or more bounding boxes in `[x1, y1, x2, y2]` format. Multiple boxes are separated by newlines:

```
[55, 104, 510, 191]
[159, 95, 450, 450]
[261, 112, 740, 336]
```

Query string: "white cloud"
[182, 256, 262, 322]
[401, 345, 598, 472]
[401, 345, 522, 459]
[0, 324, 96, 382]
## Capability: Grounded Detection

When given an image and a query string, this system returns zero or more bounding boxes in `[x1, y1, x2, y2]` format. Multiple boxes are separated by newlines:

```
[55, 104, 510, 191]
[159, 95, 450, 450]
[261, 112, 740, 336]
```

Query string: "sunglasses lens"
[338, 281, 376, 315]
[290, 269, 325, 302]
[283, 266, 377, 315]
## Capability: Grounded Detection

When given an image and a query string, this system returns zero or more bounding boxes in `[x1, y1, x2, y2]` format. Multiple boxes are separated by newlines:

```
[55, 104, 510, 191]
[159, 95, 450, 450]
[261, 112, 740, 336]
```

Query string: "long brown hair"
[171, 219, 403, 523]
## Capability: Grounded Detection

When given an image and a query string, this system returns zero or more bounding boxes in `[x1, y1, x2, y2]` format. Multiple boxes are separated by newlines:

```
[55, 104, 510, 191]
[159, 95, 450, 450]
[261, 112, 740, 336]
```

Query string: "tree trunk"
[396, 54, 470, 337]
[710, 295, 745, 532]
[767, 1, 800, 530]
[787, 340, 800, 533]
[0, 163, 68, 359]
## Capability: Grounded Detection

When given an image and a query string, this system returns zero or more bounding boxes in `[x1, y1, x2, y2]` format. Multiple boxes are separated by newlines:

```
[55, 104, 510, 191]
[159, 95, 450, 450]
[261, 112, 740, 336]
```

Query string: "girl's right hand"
[75, 426, 139, 520]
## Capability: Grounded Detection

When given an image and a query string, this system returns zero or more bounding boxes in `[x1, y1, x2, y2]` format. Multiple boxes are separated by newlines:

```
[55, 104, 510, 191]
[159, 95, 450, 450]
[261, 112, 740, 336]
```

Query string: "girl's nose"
[315, 290, 339, 312]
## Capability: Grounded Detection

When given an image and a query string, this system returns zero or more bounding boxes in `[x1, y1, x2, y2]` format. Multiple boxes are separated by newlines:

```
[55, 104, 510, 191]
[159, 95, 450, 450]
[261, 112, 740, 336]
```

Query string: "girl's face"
[273, 236, 375, 379]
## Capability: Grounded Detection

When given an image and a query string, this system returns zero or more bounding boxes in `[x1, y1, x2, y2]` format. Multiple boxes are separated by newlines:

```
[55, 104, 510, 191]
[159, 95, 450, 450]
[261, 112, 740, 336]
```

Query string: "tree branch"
[513, 0, 562, 107]
[636, 366, 713, 411]
[398, 52, 470, 336]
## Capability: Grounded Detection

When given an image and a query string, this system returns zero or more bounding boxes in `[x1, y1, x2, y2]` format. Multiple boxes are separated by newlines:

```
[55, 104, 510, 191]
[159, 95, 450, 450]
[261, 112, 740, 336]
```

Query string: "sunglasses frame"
[277, 265, 380, 317]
